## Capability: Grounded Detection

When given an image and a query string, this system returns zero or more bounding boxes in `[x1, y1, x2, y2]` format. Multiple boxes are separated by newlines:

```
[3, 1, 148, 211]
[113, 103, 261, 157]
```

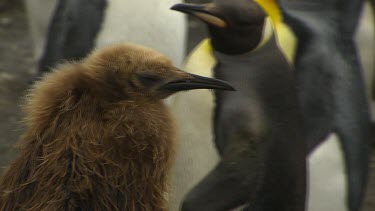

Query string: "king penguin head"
[172, 0, 273, 54]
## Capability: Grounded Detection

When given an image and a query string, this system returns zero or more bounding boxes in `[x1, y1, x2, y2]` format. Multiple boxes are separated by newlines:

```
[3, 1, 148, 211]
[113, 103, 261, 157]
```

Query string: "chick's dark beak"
[171, 3, 208, 14]
[171, 3, 227, 28]
[161, 73, 235, 92]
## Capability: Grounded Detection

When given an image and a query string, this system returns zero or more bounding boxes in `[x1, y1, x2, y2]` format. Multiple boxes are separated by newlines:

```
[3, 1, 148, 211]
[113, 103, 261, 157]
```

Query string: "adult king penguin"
[277, 0, 370, 211]
[24, 0, 186, 74]
[169, 0, 373, 210]
[171, 1, 306, 210]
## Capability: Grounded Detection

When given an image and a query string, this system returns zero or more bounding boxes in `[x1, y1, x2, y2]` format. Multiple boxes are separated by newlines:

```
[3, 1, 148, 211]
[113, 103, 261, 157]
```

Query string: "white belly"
[308, 133, 348, 211]
[168, 40, 219, 211]
[24, 0, 187, 68]
[24, 0, 57, 60]
[95, 0, 186, 67]
[356, 2, 374, 120]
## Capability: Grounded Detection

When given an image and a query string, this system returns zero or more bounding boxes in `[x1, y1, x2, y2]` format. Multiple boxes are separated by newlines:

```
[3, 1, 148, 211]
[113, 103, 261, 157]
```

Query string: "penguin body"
[0, 43, 234, 211]
[25, 0, 186, 73]
[210, 37, 305, 211]
[279, 0, 370, 210]
[39, 0, 107, 73]
[261, 1, 374, 210]
[169, 0, 373, 210]
[171, 1, 306, 210]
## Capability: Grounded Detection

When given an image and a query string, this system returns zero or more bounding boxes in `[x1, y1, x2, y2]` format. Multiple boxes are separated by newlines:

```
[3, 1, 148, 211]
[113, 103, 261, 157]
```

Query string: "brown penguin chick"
[0, 43, 234, 211]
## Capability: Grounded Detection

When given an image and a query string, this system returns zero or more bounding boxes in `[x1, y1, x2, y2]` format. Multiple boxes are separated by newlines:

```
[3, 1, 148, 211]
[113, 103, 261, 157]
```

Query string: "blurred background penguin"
[24, 0, 187, 74]
[278, 0, 370, 211]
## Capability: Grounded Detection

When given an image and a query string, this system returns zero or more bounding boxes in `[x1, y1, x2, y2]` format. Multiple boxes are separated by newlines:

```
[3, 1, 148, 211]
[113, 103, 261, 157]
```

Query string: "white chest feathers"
[95, 0, 187, 67]
[308, 133, 348, 211]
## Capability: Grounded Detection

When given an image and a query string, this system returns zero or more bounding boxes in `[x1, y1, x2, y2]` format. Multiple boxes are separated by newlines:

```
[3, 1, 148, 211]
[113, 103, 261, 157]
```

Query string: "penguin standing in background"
[25, 0, 186, 74]
[278, 0, 370, 211]
[171, 0, 306, 210]
[257, 0, 373, 210]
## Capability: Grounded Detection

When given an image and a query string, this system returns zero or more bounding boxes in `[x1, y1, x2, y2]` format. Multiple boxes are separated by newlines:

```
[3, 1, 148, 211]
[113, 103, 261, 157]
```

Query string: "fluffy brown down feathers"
[0, 44, 177, 211]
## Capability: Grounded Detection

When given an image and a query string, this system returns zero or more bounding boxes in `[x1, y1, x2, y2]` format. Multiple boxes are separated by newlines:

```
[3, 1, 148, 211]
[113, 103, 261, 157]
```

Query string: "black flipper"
[181, 154, 260, 211]
[335, 116, 369, 211]
[38, 0, 107, 73]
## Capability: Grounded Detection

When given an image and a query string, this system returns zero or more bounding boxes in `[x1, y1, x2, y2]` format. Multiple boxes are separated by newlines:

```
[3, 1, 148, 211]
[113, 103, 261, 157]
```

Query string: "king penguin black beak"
[171, 3, 227, 28]
[161, 73, 235, 92]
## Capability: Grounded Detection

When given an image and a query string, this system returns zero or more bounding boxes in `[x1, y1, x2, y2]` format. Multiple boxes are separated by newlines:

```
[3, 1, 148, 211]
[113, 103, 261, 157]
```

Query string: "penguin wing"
[181, 151, 260, 211]
[181, 107, 267, 210]
[39, 0, 107, 73]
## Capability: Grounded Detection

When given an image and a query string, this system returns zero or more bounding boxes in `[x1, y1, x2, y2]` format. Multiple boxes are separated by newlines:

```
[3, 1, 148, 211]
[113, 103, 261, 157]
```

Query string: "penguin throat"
[209, 17, 274, 55]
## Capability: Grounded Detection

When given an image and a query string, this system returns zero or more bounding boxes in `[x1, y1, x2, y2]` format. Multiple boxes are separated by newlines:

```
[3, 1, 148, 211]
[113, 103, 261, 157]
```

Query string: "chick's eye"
[137, 73, 161, 87]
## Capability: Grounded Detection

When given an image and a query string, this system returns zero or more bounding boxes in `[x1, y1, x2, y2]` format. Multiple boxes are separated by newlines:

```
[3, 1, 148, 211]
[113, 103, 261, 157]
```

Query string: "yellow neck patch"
[255, 0, 282, 25]
[255, 0, 296, 63]
[183, 39, 216, 76]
